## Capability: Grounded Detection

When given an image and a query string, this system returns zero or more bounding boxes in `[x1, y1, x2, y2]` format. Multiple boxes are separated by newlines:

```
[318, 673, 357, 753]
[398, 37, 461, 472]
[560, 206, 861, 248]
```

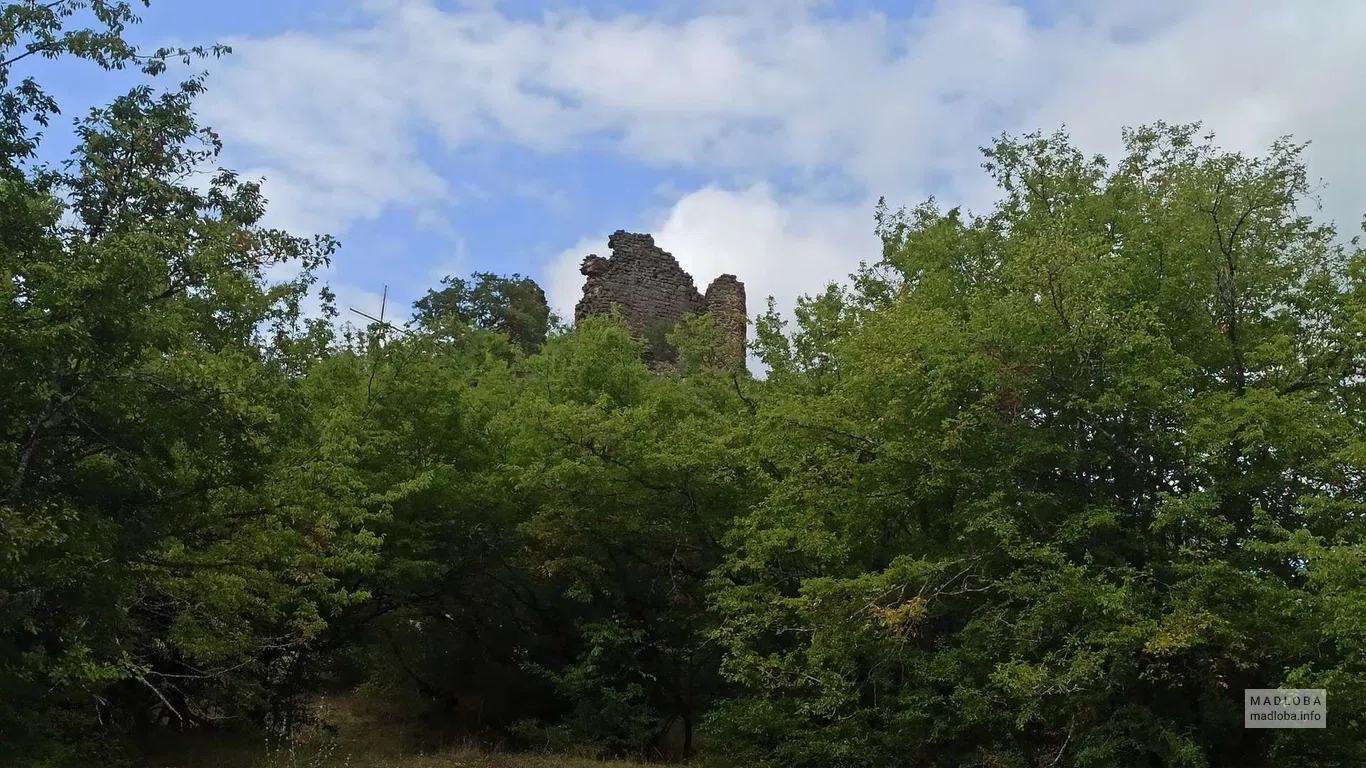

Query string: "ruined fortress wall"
[575, 232, 707, 333]
[575, 230, 747, 367]
[703, 274, 746, 366]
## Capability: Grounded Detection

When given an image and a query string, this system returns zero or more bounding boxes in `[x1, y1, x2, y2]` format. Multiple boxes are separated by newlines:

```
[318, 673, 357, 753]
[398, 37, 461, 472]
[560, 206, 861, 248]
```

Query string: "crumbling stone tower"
[575, 231, 747, 368]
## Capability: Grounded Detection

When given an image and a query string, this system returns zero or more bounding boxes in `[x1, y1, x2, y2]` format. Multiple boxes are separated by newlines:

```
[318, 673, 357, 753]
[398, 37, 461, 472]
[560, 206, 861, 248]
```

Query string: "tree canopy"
[413, 271, 553, 352]
[2, 4, 1365, 767]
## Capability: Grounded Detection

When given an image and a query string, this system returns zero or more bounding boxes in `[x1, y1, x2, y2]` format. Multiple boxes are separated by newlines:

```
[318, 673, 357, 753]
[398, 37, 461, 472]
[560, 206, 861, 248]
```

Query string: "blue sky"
[32, 0, 1366, 329]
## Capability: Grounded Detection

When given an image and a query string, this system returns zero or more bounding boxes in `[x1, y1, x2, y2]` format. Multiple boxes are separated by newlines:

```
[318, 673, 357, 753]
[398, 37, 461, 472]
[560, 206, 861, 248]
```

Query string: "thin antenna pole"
[364, 285, 390, 401]
[348, 284, 414, 337]
[378, 284, 388, 339]
[348, 308, 414, 337]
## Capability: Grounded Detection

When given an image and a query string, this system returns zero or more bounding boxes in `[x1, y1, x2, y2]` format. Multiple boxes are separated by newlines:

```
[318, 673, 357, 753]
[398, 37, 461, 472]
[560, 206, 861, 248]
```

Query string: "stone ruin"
[575, 230, 747, 369]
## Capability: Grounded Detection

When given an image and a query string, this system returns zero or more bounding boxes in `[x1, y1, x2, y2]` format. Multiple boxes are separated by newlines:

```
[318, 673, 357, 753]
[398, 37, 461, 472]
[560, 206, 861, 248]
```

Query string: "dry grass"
[244, 743, 646, 768]
[145, 695, 649, 768]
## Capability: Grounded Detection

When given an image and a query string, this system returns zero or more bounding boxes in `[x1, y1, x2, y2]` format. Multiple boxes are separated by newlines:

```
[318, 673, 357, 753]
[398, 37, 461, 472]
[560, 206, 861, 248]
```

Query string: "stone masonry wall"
[575, 230, 747, 368]
[703, 274, 747, 367]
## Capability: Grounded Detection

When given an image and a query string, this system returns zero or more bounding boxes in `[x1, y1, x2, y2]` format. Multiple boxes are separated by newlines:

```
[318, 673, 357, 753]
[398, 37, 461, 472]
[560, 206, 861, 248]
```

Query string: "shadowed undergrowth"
[141, 695, 651, 768]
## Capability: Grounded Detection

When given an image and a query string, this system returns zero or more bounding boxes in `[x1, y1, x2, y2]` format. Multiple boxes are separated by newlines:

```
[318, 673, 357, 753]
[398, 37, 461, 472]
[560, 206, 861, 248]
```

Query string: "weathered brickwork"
[575, 231, 747, 368]
[703, 274, 747, 368]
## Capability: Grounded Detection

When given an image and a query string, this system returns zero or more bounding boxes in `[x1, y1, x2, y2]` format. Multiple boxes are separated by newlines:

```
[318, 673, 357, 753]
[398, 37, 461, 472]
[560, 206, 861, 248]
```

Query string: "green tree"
[709, 124, 1366, 767]
[326, 314, 758, 758]
[293, 321, 561, 737]
[0, 4, 374, 762]
[496, 316, 759, 757]
[413, 271, 553, 353]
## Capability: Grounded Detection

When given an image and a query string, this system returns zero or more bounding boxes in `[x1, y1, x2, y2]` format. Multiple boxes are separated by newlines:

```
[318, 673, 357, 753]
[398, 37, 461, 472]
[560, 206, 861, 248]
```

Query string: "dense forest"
[4, 3, 1366, 767]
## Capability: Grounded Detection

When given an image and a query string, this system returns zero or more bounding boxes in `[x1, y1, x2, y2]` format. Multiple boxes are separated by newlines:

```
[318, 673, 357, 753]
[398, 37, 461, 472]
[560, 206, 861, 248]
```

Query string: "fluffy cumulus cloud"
[544, 185, 878, 321]
[201, 0, 1366, 324]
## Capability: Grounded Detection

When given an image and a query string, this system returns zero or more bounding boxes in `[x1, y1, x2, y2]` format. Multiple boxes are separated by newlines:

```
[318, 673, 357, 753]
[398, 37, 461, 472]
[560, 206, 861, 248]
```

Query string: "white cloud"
[545, 184, 877, 321]
[653, 186, 878, 315]
[197, 29, 448, 236]
[1011, 0, 1366, 229]
[201, 0, 1366, 334]
[544, 185, 876, 373]
[546, 234, 601, 324]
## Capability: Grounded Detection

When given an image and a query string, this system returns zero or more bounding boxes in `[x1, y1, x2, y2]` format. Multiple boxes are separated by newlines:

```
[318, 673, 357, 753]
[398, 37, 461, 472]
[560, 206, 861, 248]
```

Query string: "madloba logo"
[1248, 693, 1322, 707]
[1244, 688, 1326, 729]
